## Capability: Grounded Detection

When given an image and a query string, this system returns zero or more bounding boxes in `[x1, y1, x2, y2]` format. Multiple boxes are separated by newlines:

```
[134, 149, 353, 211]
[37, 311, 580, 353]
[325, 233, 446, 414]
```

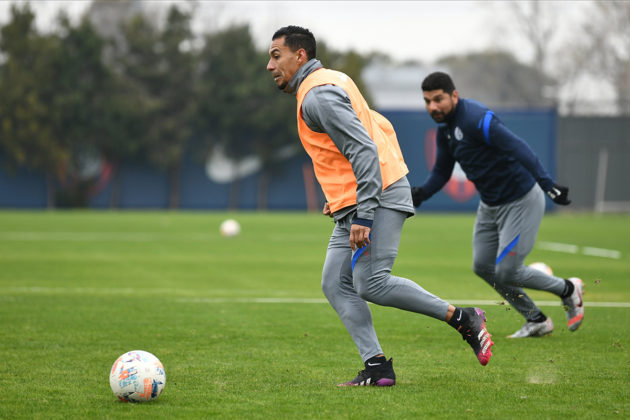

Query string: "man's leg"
[350, 207, 492, 365]
[321, 221, 383, 362]
[493, 186, 583, 335]
[351, 207, 449, 319]
[323, 220, 398, 386]
[472, 201, 545, 322]
[494, 186, 566, 298]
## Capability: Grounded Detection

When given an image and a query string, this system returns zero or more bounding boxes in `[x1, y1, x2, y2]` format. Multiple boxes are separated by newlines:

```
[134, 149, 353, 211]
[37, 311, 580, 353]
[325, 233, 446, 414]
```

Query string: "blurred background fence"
[2, 111, 628, 212]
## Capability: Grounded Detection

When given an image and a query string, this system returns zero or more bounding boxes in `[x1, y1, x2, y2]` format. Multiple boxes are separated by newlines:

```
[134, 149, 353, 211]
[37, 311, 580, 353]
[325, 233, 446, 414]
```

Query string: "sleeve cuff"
[352, 218, 373, 229]
[538, 178, 554, 192]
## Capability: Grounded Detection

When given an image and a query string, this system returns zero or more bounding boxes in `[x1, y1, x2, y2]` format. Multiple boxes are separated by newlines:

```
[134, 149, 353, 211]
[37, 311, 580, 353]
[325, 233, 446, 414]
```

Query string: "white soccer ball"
[528, 262, 553, 276]
[109, 350, 166, 402]
[220, 219, 241, 237]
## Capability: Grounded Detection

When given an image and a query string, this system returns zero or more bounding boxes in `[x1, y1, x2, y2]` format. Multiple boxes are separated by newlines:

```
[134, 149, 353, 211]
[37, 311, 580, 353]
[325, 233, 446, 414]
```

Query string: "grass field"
[0, 210, 628, 419]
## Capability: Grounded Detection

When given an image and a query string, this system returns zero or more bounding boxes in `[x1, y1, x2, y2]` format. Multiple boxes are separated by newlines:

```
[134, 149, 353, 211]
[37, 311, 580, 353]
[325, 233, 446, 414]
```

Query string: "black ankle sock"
[447, 307, 470, 331]
[561, 279, 575, 298]
[527, 313, 547, 323]
[365, 355, 387, 367]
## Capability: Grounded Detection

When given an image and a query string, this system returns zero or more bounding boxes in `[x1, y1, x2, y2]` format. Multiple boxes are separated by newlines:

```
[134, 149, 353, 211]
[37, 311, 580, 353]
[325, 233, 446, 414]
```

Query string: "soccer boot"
[507, 317, 554, 338]
[458, 307, 493, 366]
[562, 277, 584, 331]
[337, 357, 396, 387]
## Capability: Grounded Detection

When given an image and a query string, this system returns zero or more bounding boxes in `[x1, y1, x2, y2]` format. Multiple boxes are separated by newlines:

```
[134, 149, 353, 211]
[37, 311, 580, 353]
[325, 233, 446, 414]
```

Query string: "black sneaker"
[459, 307, 493, 366]
[337, 357, 396, 387]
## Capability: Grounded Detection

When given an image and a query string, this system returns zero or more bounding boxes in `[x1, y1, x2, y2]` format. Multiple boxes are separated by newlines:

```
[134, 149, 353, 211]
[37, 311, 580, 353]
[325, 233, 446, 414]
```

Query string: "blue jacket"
[420, 98, 554, 206]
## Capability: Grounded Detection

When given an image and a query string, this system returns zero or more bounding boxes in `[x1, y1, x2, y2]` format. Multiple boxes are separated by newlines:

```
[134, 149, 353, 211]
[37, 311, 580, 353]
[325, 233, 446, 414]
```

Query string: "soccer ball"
[109, 350, 166, 402]
[220, 219, 241, 237]
[528, 262, 553, 276]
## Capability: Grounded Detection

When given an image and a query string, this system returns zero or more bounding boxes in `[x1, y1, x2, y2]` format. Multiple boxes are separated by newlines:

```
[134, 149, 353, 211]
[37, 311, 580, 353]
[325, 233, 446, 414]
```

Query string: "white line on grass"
[178, 297, 330, 304]
[448, 300, 630, 308]
[537, 241, 622, 259]
[0, 232, 212, 241]
[4, 287, 630, 307]
[537, 242, 579, 254]
[582, 246, 622, 259]
[0, 232, 326, 242]
[176, 297, 630, 308]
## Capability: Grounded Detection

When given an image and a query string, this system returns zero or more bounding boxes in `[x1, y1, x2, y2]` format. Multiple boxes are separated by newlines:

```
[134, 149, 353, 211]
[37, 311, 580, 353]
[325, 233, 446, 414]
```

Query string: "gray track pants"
[472, 185, 566, 321]
[322, 207, 449, 361]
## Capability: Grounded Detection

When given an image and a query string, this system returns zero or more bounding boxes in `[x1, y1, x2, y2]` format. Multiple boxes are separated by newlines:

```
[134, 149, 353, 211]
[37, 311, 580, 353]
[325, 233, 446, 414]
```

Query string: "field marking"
[3, 287, 630, 308]
[582, 246, 622, 259]
[449, 300, 630, 308]
[0, 232, 219, 241]
[1, 286, 269, 297]
[178, 297, 330, 304]
[0, 231, 326, 243]
[177, 297, 630, 308]
[537, 242, 578, 254]
[537, 241, 622, 259]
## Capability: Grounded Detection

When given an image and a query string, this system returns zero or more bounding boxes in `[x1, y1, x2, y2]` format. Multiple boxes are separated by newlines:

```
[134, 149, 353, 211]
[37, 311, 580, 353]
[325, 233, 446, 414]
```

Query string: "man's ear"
[297, 48, 308, 64]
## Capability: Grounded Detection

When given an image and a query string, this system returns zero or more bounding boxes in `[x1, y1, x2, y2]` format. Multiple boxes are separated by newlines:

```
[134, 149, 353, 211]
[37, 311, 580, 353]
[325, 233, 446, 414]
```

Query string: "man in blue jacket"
[412, 72, 584, 338]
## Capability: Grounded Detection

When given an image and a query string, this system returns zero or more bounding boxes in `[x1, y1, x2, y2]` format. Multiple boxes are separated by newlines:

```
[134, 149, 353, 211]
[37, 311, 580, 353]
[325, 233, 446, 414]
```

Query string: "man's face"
[267, 36, 303, 92]
[423, 89, 458, 123]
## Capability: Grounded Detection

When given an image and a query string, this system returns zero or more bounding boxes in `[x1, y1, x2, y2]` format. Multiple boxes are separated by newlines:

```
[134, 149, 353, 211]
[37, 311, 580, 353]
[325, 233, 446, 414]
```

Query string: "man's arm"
[413, 133, 455, 207]
[488, 117, 570, 205]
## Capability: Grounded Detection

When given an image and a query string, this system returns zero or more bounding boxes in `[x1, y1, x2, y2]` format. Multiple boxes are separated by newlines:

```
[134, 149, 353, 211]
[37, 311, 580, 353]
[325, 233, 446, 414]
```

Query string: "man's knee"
[321, 270, 346, 300]
[473, 261, 494, 281]
[321, 276, 334, 299]
[494, 263, 523, 286]
[353, 272, 388, 302]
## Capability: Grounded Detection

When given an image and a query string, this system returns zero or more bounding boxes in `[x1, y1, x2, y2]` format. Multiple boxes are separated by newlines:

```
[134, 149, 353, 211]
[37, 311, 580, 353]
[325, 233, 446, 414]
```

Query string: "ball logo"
[424, 128, 477, 203]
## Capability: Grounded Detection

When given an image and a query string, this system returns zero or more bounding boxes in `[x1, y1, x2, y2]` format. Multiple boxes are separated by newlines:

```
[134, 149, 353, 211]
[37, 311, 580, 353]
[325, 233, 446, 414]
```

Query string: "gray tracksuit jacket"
[286, 59, 414, 224]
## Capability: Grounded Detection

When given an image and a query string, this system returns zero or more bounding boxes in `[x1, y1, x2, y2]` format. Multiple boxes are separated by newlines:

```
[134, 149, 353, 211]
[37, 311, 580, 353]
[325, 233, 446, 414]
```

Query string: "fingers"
[323, 202, 333, 217]
[549, 185, 571, 205]
[547, 184, 571, 205]
[349, 225, 370, 251]
[411, 186, 427, 207]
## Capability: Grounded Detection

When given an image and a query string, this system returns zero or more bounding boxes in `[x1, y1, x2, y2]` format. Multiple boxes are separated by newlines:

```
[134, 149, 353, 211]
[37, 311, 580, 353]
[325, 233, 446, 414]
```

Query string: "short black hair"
[272, 26, 316, 60]
[422, 72, 456, 94]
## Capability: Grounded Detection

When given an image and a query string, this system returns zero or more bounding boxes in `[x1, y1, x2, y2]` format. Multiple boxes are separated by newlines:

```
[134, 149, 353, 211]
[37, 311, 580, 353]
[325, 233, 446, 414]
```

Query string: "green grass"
[0, 210, 628, 419]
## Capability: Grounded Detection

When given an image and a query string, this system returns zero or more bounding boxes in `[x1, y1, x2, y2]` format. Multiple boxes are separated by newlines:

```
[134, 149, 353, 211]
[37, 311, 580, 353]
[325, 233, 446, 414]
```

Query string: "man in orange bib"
[267, 25, 494, 386]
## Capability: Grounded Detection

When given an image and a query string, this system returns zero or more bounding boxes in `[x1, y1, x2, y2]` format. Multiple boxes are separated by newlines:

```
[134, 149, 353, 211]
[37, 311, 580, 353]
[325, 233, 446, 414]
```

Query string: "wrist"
[352, 218, 373, 229]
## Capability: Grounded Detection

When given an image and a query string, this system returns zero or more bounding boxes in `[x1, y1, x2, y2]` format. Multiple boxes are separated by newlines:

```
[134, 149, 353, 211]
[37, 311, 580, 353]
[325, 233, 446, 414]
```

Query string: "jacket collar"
[286, 59, 323, 96]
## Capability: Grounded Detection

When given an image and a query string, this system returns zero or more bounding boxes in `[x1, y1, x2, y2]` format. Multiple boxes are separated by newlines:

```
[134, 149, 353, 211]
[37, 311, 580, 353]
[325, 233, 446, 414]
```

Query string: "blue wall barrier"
[0, 166, 48, 208]
[0, 109, 556, 210]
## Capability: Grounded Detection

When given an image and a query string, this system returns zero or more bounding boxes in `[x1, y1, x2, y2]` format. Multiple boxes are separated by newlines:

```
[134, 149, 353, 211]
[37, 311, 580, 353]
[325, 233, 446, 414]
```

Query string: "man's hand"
[411, 186, 428, 207]
[349, 224, 371, 251]
[546, 184, 571, 205]
[322, 202, 333, 217]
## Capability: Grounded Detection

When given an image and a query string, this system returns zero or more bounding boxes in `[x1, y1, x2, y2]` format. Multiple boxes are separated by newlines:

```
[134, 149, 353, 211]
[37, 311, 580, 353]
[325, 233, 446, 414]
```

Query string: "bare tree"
[583, 0, 630, 114]
[507, 1, 555, 80]
[494, 0, 560, 106]
[492, 0, 629, 115]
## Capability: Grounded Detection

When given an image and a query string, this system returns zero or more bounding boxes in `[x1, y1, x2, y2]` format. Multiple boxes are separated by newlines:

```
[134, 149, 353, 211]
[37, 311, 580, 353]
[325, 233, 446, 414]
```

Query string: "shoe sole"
[337, 378, 396, 387]
[375, 378, 395, 386]
[507, 330, 553, 338]
[507, 319, 554, 338]
[505, 331, 553, 339]
[567, 277, 584, 332]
